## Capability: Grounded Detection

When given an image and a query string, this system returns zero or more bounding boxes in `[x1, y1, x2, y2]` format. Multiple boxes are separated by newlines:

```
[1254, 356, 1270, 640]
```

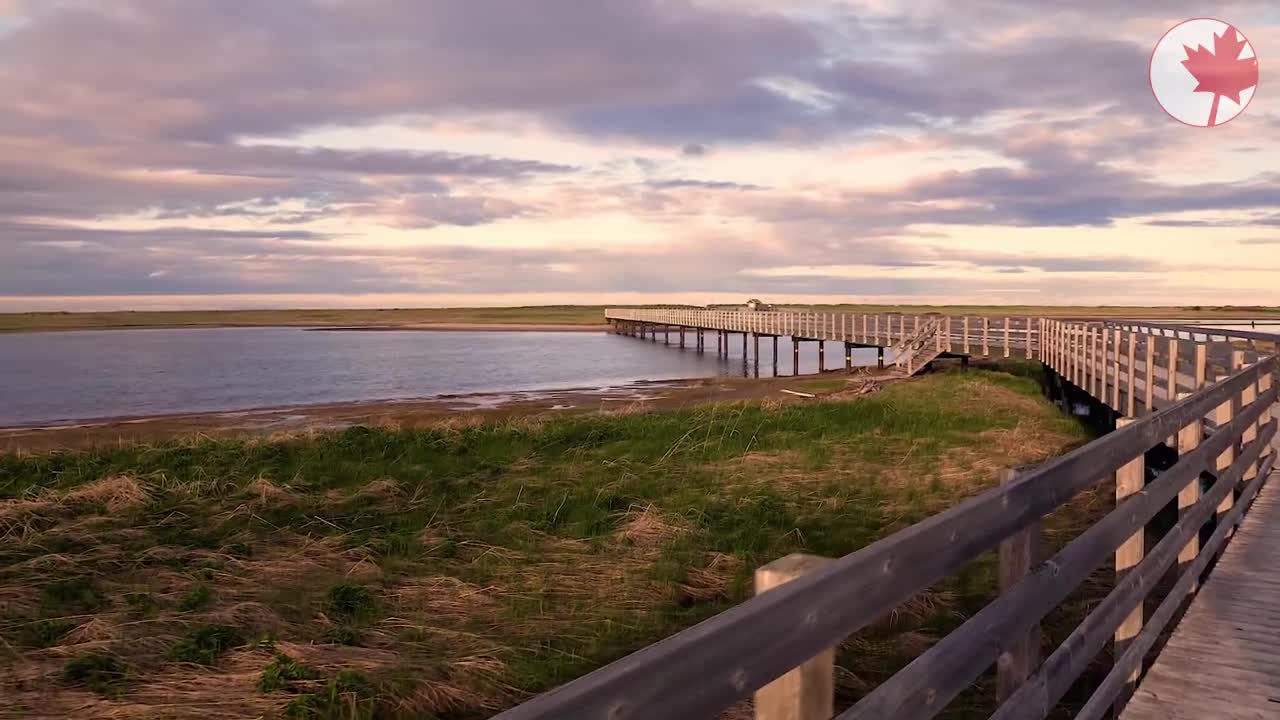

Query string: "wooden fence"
[494, 314, 1279, 720]
[605, 308, 1039, 359]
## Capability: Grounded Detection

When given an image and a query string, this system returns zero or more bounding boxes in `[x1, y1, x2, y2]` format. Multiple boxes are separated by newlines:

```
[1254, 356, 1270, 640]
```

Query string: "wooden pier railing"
[492, 311, 1278, 720]
[605, 308, 1039, 360]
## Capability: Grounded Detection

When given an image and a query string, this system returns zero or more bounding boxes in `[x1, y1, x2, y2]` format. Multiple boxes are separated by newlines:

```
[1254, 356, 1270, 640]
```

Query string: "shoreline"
[1, 322, 612, 335]
[0, 371, 893, 453]
[304, 322, 611, 332]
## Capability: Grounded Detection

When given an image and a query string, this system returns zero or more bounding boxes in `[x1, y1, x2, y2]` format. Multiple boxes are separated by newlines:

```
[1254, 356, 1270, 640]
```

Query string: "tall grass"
[0, 370, 1094, 718]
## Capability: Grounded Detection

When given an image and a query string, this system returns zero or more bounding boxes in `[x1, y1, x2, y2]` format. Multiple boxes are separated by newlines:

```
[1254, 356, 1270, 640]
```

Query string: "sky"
[3, 0, 1280, 311]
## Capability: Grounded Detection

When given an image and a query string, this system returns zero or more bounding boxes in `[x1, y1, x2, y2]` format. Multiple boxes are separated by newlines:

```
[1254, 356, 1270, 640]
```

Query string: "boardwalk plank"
[1121, 471, 1280, 720]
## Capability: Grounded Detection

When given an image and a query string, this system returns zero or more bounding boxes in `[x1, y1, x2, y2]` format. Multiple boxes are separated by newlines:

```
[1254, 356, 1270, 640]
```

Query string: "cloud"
[0, 0, 820, 142]
[2, 0, 1280, 304]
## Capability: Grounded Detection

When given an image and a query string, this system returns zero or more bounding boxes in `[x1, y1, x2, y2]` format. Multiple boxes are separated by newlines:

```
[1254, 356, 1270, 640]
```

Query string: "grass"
[62, 653, 129, 696]
[0, 369, 1099, 718]
[0, 305, 610, 332]
[171, 625, 246, 666]
[3, 303, 1277, 333]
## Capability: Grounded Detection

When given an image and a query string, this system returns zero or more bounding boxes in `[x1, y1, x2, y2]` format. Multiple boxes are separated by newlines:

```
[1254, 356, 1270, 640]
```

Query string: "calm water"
[0, 328, 886, 427]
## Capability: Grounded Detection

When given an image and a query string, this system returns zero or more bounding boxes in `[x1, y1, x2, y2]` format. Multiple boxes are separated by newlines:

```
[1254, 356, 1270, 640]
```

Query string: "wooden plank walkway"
[1122, 467, 1280, 720]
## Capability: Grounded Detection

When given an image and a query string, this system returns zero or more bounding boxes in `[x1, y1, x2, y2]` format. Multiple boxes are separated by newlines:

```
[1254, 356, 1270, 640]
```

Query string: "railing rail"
[495, 312, 1279, 720]
[604, 308, 1038, 360]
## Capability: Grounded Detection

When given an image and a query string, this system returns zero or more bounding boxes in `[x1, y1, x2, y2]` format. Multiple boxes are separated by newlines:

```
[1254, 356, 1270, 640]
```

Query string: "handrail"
[496, 311, 1278, 720]
[1105, 318, 1280, 344]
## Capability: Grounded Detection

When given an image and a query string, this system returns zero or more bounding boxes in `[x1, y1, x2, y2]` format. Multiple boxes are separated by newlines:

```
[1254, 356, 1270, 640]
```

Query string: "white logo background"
[1150, 18, 1257, 127]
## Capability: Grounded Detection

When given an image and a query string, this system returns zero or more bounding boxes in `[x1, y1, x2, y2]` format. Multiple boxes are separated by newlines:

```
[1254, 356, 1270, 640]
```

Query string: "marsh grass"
[0, 370, 1099, 718]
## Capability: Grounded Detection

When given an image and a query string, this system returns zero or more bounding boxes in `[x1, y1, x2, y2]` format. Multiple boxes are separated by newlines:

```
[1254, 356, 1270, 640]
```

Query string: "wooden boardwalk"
[1122, 467, 1280, 720]
[498, 310, 1280, 720]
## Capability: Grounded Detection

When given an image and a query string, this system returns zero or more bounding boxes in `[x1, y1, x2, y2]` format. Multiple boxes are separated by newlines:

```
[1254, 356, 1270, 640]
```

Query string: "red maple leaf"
[1182, 25, 1259, 126]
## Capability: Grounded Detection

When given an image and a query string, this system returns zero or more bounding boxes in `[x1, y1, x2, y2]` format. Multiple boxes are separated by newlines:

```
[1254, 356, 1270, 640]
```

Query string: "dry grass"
[0, 369, 1099, 719]
[616, 504, 689, 550]
[65, 476, 150, 513]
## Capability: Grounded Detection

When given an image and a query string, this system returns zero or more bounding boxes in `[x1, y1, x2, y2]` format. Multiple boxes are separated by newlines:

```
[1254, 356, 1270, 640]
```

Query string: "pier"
[496, 309, 1278, 720]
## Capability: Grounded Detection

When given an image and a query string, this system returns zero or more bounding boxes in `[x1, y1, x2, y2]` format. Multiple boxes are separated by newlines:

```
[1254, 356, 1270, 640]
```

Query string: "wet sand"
[0, 370, 898, 453]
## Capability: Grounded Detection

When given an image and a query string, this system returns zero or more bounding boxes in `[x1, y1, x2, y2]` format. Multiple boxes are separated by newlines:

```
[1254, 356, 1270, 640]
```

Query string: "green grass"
[259, 653, 320, 692]
[177, 584, 214, 612]
[62, 653, 129, 696]
[0, 370, 1097, 718]
[171, 625, 245, 665]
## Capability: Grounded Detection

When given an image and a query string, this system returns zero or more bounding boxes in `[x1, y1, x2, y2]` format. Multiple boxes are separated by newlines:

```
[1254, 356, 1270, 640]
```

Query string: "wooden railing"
[494, 313, 1278, 720]
[604, 308, 1039, 360]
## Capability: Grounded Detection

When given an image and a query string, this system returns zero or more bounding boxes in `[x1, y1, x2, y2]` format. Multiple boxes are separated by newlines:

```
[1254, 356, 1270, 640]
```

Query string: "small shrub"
[223, 542, 254, 559]
[124, 592, 157, 616]
[41, 576, 104, 613]
[63, 653, 128, 696]
[177, 584, 213, 611]
[284, 670, 377, 719]
[321, 624, 362, 646]
[259, 653, 318, 692]
[21, 618, 77, 648]
[171, 624, 244, 665]
[325, 584, 376, 621]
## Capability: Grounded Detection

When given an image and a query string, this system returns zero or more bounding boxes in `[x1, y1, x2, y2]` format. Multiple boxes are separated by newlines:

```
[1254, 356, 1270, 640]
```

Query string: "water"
[0, 328, 886, 427]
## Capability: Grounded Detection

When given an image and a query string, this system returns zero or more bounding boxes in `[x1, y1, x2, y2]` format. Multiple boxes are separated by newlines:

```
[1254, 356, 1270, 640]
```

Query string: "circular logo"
[1150, 18, 1258, 127]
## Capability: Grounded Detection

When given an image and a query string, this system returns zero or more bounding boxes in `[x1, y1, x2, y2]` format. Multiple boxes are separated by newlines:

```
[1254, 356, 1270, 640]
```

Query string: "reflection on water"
[0, 328, 887, 426]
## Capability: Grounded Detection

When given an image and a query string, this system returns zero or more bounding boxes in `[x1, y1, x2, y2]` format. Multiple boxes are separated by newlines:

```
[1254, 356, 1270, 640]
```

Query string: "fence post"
[1025, 316, 1033, 359]
[1004, 317, 1012, 358]
[754, 554, 835, 720]
[1126, 331, 1138, 417]
[997, 467, 1041, 704]
[1113, 417, 1145, 716]
[964, 317, 971, 355]
[1110, 329, 1121, 409]
[1144, 335, 1155, 413]
[1211, 346, 1235, 530]
[1241, 351, 1259, 485]
[1175, 391, 1201, 593]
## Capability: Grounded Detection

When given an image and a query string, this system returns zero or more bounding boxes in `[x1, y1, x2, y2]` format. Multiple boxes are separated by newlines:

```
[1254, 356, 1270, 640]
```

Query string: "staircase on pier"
[889, 319, 944, 376]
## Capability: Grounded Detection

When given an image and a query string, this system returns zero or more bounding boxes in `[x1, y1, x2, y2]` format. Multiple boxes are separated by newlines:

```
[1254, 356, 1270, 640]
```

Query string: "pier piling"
[819, 340, 825, 372]
[845, 342, 853, 372]
[793, 338, 800, 375]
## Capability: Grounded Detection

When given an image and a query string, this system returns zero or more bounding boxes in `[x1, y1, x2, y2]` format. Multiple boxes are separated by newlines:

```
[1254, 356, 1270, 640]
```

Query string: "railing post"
[997, 467, 1041, 704]
[1144, 334, 1155, 413]
[1025, 316, 1032, 360]
[1126, 331, 1138, 417]
[1085, 327, 1095, 394]
[1072, 325, 1081, 386]
[1212, 346, 1235, 530]
[1113, 417, 1145, 716]
[983, 316, 991, 357]
[1112, 329, 1122, 409]
[1241, 351, 1259, 486]
[964, 316, 971, 355]
[754, 554, 835, 720]
[1004, 316, 1011, 358]
[1175, 391, 1201, 593]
